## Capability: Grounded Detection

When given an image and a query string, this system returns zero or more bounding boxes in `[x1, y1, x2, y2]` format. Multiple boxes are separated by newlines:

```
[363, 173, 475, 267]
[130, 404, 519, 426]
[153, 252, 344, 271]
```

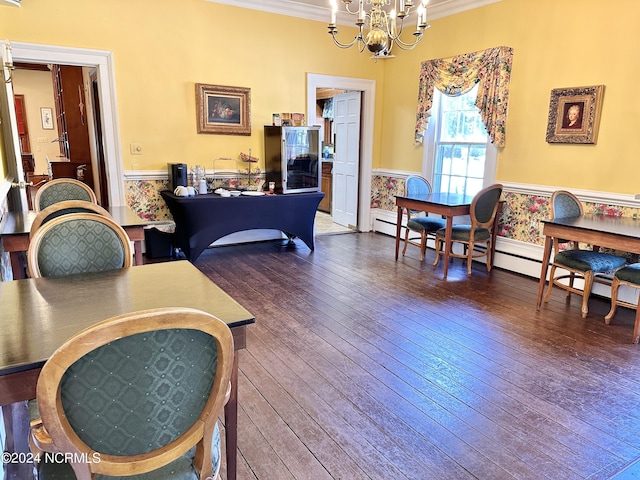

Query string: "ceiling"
[206, 0, 502, 25]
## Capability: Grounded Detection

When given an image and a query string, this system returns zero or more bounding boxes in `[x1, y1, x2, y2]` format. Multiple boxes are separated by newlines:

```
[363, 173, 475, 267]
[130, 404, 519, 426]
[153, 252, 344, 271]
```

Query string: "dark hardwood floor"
[192, 232, 640, 480]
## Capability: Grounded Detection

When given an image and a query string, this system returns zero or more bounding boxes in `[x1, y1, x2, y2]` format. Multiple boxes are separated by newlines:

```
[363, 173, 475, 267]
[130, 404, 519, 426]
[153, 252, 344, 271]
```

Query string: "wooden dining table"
[396, 192, 480, 278]
[0, 206, 148, 280]
[536, 214, 640, 312]
[0, 260, 254, 480]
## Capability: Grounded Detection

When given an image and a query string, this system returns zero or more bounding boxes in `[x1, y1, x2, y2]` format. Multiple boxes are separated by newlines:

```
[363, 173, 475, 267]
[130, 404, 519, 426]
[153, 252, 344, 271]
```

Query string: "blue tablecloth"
[160, 191, 325, 262]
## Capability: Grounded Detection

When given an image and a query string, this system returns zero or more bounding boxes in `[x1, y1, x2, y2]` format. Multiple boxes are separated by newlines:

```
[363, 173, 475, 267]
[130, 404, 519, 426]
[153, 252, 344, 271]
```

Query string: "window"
[422, 84, 496, 196]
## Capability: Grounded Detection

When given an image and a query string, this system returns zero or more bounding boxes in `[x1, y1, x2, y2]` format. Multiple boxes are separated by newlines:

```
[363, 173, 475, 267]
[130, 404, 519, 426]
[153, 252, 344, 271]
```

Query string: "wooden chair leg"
[419, 232, 426, 261]
[633, 305, 640, 344]
[402, 228, 410, 257]
[567, 272, 575, 297]
[580, 271, 594, 318]
[466, 241, 473, 276]
[486, 240, 492, 272]
[604, 277, 620, 325]
[543, 265, 558, 303]
[433, 237, 442, 267]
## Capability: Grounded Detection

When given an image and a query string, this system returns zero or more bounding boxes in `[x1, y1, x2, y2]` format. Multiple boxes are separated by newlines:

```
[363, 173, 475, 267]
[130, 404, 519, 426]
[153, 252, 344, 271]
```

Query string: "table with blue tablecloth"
[160, 191, 325, 262]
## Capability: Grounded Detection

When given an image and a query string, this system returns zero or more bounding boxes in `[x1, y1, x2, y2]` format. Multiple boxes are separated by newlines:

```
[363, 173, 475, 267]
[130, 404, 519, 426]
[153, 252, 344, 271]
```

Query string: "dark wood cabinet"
[319, 161, 332, 213]
[51, 65, 93, 189]
[49, 161, 93, 189]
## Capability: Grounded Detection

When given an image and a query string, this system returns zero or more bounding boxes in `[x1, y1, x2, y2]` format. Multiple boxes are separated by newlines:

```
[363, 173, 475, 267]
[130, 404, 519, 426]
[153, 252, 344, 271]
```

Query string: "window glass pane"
[450, 177, 466, 195]
[451, 146, 469, 175]
[441, 112, 461, 141]
[437, 145, 453, 174]
[466, 178, 484, 196]
[437, 174, 450, 193]
[431, 84, 488, 196]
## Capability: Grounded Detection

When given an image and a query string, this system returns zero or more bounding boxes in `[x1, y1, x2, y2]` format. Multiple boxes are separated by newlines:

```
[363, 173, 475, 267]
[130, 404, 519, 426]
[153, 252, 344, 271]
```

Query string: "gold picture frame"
[196, 83, 251, 135]
[546, 85, 604, 144]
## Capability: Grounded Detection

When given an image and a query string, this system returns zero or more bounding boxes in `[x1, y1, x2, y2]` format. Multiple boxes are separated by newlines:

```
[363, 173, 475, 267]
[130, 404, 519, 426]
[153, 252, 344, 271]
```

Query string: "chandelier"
[328, 0, 429, 57]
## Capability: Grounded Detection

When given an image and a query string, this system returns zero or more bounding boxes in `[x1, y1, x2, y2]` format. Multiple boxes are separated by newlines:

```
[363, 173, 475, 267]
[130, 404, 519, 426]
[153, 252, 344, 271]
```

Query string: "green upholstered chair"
[401, 175, 445, 261]
[605, 263, 640, 343]
[27, 212, 132, 278]
[29, 307, 234, 480]
[30, 200, 112, 237]
[34, 178, 97, 212]
[543, 190, 627, 318]
[433, 184, 503, 276]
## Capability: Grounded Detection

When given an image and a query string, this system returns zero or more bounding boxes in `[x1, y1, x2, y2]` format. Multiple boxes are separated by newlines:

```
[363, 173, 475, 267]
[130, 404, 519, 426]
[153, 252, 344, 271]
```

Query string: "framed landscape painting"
[196, 83, 251, 135]
[545, 85, 604, 144]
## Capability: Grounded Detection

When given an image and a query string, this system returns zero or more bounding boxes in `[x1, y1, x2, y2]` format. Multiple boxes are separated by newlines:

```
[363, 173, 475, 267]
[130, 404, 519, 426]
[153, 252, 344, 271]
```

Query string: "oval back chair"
[30, 200, 112, 237]
[433, 184, 503, 276]
[29, 307, 234, 480]
[34, 178, 97, 212]
[543, 190, 626, 318]
[27, 213, 132, 278]
[401, 175, 445, 261]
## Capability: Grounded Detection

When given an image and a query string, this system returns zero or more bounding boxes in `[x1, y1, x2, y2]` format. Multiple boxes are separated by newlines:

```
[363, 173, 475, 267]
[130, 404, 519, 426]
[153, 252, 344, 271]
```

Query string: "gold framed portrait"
[545, 85, 604, 144]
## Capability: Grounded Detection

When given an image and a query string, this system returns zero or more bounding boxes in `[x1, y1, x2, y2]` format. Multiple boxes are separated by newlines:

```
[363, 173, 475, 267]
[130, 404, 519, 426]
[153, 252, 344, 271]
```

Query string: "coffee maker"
[168, 163, 187, 191]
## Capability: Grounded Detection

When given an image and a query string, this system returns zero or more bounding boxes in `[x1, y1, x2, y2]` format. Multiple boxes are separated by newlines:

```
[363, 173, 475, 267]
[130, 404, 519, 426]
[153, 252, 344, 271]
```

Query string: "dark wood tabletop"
[543, 215, 640, 247]
[0, 260, 253, 480]
[1, 206, 146, 236]
[395, 191, 475, 208]
[0, 260, 253, 376]
[0, 206, 149, 279]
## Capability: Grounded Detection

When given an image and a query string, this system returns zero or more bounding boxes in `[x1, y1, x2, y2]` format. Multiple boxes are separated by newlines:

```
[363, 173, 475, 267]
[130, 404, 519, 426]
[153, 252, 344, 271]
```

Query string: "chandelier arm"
[329, 28, 365, 50]
[343, 2, 359, 16]
[392, 31, 426, 50]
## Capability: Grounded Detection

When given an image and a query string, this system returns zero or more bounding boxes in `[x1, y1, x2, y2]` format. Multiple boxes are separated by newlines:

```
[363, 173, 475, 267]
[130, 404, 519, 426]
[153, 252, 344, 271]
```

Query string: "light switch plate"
[130, 143, 143, 155]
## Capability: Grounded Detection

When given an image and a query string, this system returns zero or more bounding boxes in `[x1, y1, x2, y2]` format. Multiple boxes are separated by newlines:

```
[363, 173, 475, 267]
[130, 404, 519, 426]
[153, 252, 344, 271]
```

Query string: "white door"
[332, 91, 361, 228]
[0, 41, 28, 210]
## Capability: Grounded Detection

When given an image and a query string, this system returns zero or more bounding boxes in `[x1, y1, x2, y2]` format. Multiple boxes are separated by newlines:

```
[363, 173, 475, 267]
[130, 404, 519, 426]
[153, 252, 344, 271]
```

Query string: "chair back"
[34, 178, 97, 212]
[30, 200, 112, 237]
[550, 190, 583, 219]
[27, 213, 132, 278]
[34, 307, 234, 479]
[405, 176, 433, 214]
[405, 175, 432, 198]
[471, 184, 503, 228]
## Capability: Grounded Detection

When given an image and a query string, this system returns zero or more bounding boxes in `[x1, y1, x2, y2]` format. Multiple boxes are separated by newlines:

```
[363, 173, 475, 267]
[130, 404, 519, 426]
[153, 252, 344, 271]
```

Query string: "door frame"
[306, 73, 374, 232]
[5, 41, 125, 206]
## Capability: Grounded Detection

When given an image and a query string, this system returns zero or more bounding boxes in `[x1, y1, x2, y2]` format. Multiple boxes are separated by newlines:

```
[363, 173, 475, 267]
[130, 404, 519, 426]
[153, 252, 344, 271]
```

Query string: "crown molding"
[204, 0, 502, 24]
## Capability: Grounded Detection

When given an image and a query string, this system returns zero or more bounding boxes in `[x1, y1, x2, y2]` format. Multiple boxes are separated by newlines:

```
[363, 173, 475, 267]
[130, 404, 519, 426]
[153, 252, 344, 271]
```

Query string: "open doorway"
[2, 41, 125, 209]
[306, 73, 375, 233]
[12, 63, 108, 207]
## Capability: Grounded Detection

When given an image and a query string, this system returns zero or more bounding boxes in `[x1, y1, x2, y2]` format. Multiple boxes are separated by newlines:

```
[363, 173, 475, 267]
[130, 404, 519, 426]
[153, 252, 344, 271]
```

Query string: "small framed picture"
[195, 83, 251, 135]
[40, 107, 54, 130]
[545, 85, 604, 144]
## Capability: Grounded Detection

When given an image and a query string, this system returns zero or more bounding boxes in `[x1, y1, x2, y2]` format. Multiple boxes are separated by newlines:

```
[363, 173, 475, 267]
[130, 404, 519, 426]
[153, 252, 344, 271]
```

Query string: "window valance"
[414, 46, 513, 147]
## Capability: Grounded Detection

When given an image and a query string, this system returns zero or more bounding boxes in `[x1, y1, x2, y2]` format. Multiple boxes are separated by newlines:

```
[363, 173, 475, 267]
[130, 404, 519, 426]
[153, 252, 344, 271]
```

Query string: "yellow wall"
[383, 0, 640, 194]
[1, 0, 639, 194]
[0, 0, 384, 172]
[12, 69, 59, 175]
